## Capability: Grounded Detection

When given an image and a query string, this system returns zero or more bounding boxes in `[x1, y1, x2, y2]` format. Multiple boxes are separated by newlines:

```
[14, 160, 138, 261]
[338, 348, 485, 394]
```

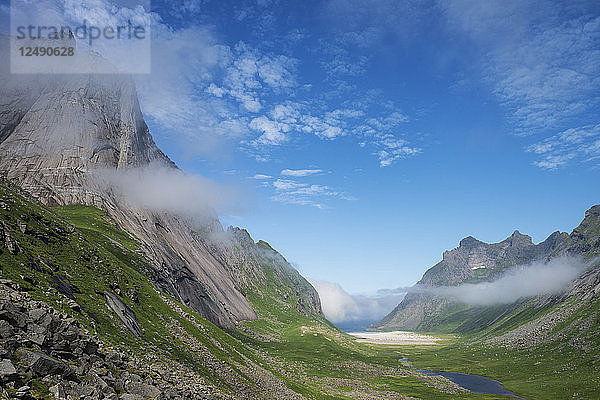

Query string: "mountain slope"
[373, 229, 569, 331]
[0, 177, 344, 399]
[1, 178, 494, 400]
[0, 35, 319, 329]
[395, 207, 600, 399]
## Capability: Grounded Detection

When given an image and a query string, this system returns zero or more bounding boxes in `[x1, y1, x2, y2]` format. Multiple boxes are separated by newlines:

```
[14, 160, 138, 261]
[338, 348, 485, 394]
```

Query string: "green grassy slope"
[399, 207, 600, 399]
[401, 299, 600, 400]
[0, 179, 513, 399]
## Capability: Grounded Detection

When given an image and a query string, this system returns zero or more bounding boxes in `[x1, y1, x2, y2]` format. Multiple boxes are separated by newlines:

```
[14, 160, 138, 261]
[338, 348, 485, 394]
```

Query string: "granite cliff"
[0, 36, 321, 330]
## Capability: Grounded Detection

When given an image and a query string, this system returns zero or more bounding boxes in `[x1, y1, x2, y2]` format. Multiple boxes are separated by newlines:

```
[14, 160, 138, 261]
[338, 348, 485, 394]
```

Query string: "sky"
[2, 0, 600, 325]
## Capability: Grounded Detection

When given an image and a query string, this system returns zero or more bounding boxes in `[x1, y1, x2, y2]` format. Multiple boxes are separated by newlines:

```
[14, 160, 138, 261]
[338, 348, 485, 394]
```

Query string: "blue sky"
[3, 0, 600, 300]
[138, 0, 600, 294]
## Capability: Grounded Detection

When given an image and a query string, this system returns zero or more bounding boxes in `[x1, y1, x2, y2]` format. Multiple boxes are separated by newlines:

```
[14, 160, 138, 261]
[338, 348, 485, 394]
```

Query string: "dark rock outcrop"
[104, 291, 142, 337]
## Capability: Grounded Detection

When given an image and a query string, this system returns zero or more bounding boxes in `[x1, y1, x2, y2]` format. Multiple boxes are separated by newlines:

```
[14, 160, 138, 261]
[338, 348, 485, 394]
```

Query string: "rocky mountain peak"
[257, 240, 276, 252]
[503, 230, 534, 248]
[584, 205, 600, 221]
[458, 236, 483, 248]
[377, 222, 570, 330]
[227, 226, 255, 246]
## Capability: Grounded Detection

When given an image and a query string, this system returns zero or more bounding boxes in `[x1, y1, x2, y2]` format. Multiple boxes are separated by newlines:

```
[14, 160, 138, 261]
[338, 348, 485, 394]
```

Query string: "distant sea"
[335, 320, 376, 333]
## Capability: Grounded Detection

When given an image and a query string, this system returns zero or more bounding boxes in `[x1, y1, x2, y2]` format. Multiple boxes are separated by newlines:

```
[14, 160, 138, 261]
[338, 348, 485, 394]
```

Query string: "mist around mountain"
[373, 207, 600, 333]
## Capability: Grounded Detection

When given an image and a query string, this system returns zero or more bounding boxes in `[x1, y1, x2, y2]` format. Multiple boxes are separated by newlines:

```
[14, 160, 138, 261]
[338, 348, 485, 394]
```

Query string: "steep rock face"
[0, 37, 321, 328]
[559, 205, 600, 300]
[212, 227, 321, 316]
[373, 229, 569, 331]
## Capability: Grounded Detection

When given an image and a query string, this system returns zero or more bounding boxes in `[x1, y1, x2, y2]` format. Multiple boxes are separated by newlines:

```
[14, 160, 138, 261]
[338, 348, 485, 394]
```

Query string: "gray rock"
[0, 301, 27, 329]
[73, 384, 99, 398]
[105, 352, 123, 366]
[125, 382, 160, 399]
[67, 300, 81, 312]
[27, 324, 48, 346]
[91, 373, 110, 393]
[119, 394, 144, 400]
[49, 383, 67, 400]
[0, 338, 18, 359]
[0, 359, 17, 381]
[82, 340, 99, 355]
[14, 385, 30, 399]
[0, 319, 14, 338]
[19, 350, 76, 380]
[28, 308, 48, 322]
[104, 292, 141, 337]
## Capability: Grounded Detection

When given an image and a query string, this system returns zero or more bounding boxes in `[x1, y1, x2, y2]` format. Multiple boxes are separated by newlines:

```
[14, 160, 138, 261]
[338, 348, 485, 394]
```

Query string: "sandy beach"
[348, 330, 442, 345]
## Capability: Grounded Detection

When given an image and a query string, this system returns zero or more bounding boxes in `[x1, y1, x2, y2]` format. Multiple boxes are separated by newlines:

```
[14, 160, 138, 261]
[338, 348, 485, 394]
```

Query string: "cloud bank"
[309, 279, 404, 330]
[415, 256, 587, 306]
[93, 165, 248, 223]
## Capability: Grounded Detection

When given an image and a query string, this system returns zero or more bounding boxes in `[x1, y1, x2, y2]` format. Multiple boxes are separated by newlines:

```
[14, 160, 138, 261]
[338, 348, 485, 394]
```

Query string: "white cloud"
[271, 179, 354, 208]
[254, 99, 419, 167]
[251, 174, 272, 180]
[300, 115, 344, 139]
[208, 42, 297, 113]
[419, 256, 586, 306]
[270, 103, 300, 123]
[257, 54, 297, 88]
[526, 124, 600, 169]
[249, 116, 291, 146]
[273, 179, 306, 191]
[206, 83, 227, 97]
[375, 135, 421, 167]
[134, 24, 254, 159]
[441, 0, 600, 168]
[92, 165, 248, 222]
[280, 169, 323, 177]
[309, 279, 405, 327]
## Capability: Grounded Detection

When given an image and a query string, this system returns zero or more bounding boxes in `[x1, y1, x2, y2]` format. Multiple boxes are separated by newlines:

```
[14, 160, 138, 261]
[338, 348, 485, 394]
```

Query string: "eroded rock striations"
[0, 35, 321, 329]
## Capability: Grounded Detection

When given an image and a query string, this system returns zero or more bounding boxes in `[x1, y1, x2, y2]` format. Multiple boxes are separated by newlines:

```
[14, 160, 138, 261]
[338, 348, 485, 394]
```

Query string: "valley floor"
[380, 336, 600, 400]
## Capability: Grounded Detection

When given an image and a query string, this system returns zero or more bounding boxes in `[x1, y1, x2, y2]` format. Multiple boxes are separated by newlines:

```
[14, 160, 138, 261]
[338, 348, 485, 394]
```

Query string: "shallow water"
[418, 369, 517, 396]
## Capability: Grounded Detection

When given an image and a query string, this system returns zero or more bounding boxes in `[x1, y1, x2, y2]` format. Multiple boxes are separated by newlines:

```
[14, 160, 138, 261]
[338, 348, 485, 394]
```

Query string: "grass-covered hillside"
[0, 178, 519, 399]
[377, 205, 600, 399]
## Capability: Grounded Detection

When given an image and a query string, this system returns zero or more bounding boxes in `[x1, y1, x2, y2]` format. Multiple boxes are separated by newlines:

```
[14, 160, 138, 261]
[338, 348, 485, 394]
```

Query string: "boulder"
[0, 301, 27, 329]
[0, 359, 18, 381]
[125, 382, 160, 399]
[82, 339, 99, 355]
[104, 292, 142, 337]
[0, 319, 14, 338]
[18, 350, 76, 380]
[49, 383, 67, 400]
[119, 394, 144, 400]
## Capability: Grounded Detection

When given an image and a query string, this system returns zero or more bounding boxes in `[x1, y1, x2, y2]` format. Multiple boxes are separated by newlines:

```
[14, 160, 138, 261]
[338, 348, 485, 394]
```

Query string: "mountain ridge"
[372, 209, 599, 332]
